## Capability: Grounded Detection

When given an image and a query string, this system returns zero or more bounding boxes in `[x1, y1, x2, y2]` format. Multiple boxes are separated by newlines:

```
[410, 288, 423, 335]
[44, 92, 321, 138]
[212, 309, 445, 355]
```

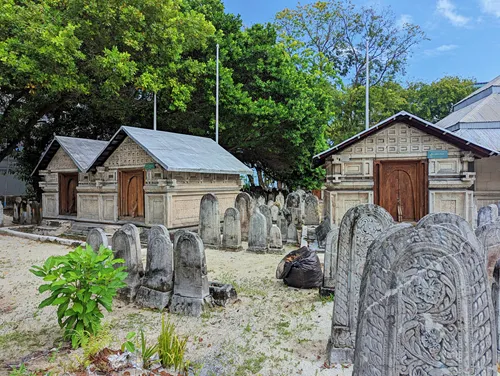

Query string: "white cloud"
[436, 0, 471, 26]
[396, 14, 413, 28]
[480, 0, 500, 17]
[424, 44, 459, 56]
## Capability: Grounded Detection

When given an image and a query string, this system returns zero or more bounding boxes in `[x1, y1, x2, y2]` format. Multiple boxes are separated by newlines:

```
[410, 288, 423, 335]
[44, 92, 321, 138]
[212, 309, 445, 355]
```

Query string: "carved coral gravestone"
[319, 226, 339, 297]
[327, 204, 393, 363]
[478, 204, 499, 227]
[199, 193, 220, 248]
[86, 228, 109, 252]
[235, 192, 253, 241]
[353, 218, 497, 376]
[247, 209, 267, 253]
[222, 207, 242, 251]
[476, 221, 500, 281]
[304, 194, 320, 225]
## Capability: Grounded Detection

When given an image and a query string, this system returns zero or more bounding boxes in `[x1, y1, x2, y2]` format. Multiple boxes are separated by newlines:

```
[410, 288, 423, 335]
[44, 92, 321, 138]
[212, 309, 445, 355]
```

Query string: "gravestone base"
[268, 246, 284, 254]
[209, 282, 237, 306]
[247, 245, 267, 254]
[170, 294, 213, 317]
[326, 340, 354, 365]
[221, 245, 243, 252]
[319, 286, 335, 297]
[117, 285, 140, 304]
[204, 242, 220, 250]
[135, 286, 171, 310]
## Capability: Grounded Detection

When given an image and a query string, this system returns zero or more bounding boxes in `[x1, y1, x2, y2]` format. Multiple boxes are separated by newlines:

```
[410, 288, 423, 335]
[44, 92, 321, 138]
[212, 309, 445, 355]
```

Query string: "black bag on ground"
[276, 246, 323, 289]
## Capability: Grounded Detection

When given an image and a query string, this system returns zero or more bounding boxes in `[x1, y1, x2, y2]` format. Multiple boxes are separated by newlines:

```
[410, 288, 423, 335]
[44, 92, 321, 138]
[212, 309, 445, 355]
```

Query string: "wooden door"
[374, 160, 427, 222]
[59, 173, 78, 215]
[119, 170, 145, 219]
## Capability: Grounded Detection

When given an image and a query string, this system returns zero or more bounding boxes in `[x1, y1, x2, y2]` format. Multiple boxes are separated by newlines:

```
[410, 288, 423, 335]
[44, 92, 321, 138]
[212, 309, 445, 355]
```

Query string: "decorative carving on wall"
[47, 148, 77, 171]
[104, 137, 154, 168]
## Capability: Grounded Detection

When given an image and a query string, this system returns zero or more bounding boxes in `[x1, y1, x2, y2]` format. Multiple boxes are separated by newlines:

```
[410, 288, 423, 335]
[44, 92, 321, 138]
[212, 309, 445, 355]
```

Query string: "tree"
[1, 0, 215, 177]
[275, 0, 427, 86]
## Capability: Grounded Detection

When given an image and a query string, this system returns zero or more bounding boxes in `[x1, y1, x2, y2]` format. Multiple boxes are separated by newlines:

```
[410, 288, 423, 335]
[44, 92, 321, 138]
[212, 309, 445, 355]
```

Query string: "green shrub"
[121, 330, 158, 369]
[30, 244, 127, 348]
[158, 315, 188, 372]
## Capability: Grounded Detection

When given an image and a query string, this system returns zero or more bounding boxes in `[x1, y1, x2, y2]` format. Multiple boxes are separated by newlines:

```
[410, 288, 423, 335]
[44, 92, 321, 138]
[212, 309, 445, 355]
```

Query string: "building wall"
[0, 157, 26, 197]
[474, 155, 500, 208]
[39, 148, 79, 218]
[323, 122, 476, 225]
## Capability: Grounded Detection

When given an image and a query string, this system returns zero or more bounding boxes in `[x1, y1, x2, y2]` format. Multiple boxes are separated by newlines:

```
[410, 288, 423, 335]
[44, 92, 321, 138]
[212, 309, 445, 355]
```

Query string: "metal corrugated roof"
[31, 136, 108, 176]
[453, 128, 500, 151]
[453, 75, 500, 110]
[89, 126, 252, 175]
[436, 94, 500, 129]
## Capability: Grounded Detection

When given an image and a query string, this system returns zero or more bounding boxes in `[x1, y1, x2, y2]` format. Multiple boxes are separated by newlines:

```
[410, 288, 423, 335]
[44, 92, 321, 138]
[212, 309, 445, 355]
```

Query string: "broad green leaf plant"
[30, 244, 127, 348]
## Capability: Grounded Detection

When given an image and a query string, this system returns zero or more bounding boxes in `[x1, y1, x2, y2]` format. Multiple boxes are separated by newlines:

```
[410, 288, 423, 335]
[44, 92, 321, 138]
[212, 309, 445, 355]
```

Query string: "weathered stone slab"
[353, 219, 497, 376]
[199, 193, 220, 248]
[259, 205, 272, 237]
[26, 202, 32, 224]
[420, 212, 480, 250]
[304, 194, 320, 225]
[13, 202, 19, 223]
[319, 226, 339, 297]
[222, 207, 242, 251]
[86, 228, 109, 252]
[476, 222, 500, 280]
[279, 211, 288, 244]
[247, 209, 267, 253]
[209, 282, 237, 307]
[478, 204, 499, 227]
[32, 201, 41, 225]
[315, 215, 331, 249]
[112, 224, 143, 303]
[271, 205, 279, 223]
[170, 231, 212, 317]
[276, 192, 285, 208]
[235, 192, 253, 241]
[136, 233, 174, 310]
[148, 225, 170, 244]
[173, 229, 187, 251]
[0, 202, 3, 227]
[328, 204, 393, 363]
[268, 224, 284, 254]
[287, 222, 298, 245]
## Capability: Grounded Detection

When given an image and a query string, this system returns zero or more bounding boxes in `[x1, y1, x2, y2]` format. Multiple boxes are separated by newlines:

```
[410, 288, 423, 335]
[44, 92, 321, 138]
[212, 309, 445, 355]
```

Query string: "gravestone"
[276, 192, 285, 208]
[0, 202, 3, 227]
[170, 231, 212, 316]
[135, 234, 174, 310]
[327, 204, 393, 363]
[173, 229, 187, 251]
[112, 224, 143, 303]
[319, 226, 339, 297]
[279, 211, 288, 244]
[420, 212, 480, 250]
[268, 224, 284, 254]
[86, 228, 109, 252]
[493, 260, 500, 357]
[304, 194, 320, 225]
[222, 207, 242, 251]
[476, 222, 500, 280]
[32, 201, 41, 225]
[257, 195, 266, 206]
[247, 209, 267, 253]
[148, 225, 170, 244]
[315, 215, 331, 248]
[478, 204, 499, 227]
[235, 192, 253, 241]
[271, 205, 280, 223]
[286, 192, 300, 212]
[267, 199, 274, 207]
[199, 193, 220, 248]
[259, 205, 272, 237]
[26, 202, 32, 224]
[13, 202, 19, 223]
[287, 222, 298, 245]
[353, 219, 497, 376]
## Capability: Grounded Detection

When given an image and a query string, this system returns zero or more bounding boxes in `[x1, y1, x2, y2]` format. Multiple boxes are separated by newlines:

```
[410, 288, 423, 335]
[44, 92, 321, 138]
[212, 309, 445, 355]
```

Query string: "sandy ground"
[0, 233, 353, 376]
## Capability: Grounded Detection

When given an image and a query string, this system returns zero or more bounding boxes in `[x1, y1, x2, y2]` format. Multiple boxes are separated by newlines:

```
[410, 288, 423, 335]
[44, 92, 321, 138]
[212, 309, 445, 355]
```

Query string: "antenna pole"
[365, 38, 370, 130]
[216, 43, 219, 143]
[153, 92, 157, 131]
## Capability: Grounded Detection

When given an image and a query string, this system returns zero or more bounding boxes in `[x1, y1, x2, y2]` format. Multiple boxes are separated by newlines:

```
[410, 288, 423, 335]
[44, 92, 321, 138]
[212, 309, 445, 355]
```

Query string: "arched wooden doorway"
[374, 160, 428, 222]
[119, 170, 145, 219]
[59, 173, 78, 215]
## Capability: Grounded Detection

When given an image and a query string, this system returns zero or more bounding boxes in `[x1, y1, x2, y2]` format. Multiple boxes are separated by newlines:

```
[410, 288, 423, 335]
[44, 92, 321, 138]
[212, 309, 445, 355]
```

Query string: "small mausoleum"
[313, 111, 499, 225]
[34, 126, 252, 228]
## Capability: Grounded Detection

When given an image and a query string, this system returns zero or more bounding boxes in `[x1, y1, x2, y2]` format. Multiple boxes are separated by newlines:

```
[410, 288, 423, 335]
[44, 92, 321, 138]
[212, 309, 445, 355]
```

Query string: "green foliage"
[30, 245, 127, 348]
[9, 364, 35, 376]
[158, 315, 188, 372]
[121, 330, 158, 369]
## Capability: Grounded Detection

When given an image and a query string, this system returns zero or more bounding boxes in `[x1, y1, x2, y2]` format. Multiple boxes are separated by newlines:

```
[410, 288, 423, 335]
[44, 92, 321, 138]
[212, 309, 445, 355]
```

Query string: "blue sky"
[221, 0, 500, 84]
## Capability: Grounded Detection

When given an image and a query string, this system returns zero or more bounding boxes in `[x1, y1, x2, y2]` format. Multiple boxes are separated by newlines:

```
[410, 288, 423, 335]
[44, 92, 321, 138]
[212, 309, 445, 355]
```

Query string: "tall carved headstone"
[476, 222, 500, 280]
[327, 204, 393, 363]
[271, 205, 280, 223]
[420, 212, 480, 250]
[148, 225, 170, 244]
[112, 224, 143, 303]
[276, 192, 285, 208]
[278, 211, 288, 243]
[353, 219, 497, 376]
[235, 192, 253, 241]
[268, 224, 284, 254]
[199, 193, 220, 248]
[304, 194, 320, 225]
[247, 209, 267, 253]
[13, 202, 19, 223]
[315, 215, 331, 249]
[170, 231, 212, 316]
[86, 228, 109, 252]
[25, 202, 32, 224]
[173, 229, 187, 251]
[135, 233, 174, 310]
[287, 222, 298, 245]
[319, 226, 339, 297]
[478, 204, 499, 227]
[222, 207, 242, 251]
[259, 205, 272, 237]
[0, 202, 3, 227]
[32, 201, 41, 225]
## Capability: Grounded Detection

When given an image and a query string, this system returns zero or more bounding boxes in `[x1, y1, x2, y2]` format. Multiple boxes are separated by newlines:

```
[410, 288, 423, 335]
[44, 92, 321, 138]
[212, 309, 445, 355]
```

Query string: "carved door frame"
[118, 169, 145, 219]
[374, 159, 428, 222]
[59, 172, 78, 216]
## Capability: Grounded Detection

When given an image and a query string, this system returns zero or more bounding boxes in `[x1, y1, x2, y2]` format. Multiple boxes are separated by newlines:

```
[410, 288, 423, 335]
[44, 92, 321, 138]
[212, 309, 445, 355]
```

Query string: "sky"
[221, 0, 500, 84]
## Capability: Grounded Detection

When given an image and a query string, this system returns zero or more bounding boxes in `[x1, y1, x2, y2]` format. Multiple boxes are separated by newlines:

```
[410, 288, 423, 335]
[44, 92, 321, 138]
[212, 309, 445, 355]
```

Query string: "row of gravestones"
[11, 198, 42, 225]
[319, 203, 499, 375]
[478, 202, 500, 227]
[86, 224, 212, 317]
